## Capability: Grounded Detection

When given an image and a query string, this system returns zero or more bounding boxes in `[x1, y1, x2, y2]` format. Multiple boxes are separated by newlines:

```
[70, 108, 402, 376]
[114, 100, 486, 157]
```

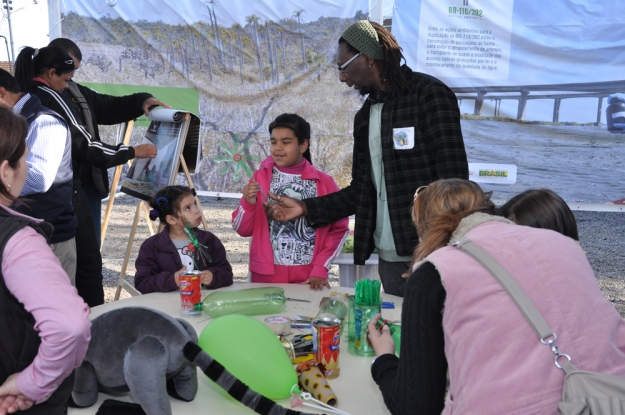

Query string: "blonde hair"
[411, 179, 495, 263]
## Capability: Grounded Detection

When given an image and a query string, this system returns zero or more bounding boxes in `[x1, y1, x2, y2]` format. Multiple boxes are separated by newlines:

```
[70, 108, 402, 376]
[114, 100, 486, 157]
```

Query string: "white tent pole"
[48, 0, 62, 40]
[369, 0, 384, 25]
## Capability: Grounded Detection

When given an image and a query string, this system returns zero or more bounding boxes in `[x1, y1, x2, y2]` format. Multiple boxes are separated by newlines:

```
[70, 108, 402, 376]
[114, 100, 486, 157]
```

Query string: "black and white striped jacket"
[29, 80, 149, 191]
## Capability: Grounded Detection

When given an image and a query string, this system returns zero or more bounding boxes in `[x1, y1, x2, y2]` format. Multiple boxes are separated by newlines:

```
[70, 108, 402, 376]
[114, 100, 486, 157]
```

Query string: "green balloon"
[198, 314, 298, 399]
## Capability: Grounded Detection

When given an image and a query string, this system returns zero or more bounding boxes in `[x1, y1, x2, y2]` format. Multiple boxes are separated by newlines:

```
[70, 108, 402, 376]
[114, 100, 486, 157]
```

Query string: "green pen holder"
[348, 295, 381, 357]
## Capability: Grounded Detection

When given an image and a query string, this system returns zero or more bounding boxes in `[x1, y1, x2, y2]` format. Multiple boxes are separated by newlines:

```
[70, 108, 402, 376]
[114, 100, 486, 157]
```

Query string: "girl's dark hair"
[268, 113, 312, 164]
[14, 46, 75, 92]
[148, 185, 195, 223]
[497, 189, 579, 240]
[0, 108, 29, 203]
[339, 21, 409, 97]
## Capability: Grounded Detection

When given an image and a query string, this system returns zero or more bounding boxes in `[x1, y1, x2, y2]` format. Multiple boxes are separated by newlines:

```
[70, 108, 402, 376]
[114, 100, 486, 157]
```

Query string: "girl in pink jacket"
[232, 113, 348, 290]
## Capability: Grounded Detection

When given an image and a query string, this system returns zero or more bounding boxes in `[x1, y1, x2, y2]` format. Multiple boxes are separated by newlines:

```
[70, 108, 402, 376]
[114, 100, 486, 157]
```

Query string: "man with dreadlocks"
[266, 20, 468, 296]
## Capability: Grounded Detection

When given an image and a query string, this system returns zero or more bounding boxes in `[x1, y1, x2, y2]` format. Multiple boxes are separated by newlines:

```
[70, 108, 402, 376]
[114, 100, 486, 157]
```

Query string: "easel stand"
[101, 121, 134, 250]
[112, 113, 208, 300]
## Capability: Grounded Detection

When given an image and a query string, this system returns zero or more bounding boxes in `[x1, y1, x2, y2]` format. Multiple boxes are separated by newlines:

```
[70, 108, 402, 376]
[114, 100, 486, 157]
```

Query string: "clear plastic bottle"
[316, 293, 348, 321]
[316, 293, 349, 336]
[200, 287, 286, 318]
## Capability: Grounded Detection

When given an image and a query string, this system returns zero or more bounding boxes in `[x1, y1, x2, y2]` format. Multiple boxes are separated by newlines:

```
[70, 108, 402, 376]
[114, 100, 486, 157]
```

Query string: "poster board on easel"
[100, 120, 153, 251]
[114, 110, 206, 300]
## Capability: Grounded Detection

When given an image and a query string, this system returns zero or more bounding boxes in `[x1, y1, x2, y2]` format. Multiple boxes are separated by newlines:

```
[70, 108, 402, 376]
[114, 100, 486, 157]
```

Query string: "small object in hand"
[183, 221, 212, 268]
[253, 180, 268, 200]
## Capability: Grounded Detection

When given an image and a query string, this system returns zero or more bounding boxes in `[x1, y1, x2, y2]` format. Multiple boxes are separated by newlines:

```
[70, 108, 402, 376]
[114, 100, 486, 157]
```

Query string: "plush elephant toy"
[71, 306, 315, 415]
[71, 306, 198, 415]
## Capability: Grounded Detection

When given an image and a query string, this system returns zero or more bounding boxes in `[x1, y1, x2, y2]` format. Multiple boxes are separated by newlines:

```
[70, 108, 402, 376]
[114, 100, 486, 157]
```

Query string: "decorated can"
[179, 271, 201, 316]
[311, 317, 341, 379]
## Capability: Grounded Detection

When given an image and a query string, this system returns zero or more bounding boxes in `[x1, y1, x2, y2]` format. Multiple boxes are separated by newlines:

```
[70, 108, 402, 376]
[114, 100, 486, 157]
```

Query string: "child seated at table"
[135, 185, 233, 294]
[231, 113, 349, 290]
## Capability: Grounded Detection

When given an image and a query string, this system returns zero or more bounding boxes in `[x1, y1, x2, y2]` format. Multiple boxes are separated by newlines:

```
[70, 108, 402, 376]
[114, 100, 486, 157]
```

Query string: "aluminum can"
[179, 271, 201, 316]
[311, 316, 341, 378]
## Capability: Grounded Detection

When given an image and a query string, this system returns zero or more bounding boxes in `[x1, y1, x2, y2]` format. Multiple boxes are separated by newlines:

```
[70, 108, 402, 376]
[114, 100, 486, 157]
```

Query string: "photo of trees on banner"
[61, 0, 367, 197]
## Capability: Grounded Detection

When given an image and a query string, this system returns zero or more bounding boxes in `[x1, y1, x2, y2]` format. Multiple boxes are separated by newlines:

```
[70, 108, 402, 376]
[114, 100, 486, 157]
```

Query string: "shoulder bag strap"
[452, 236, 553, 340]
[67, 81, 96, 138]
[452, 236, 576, 372]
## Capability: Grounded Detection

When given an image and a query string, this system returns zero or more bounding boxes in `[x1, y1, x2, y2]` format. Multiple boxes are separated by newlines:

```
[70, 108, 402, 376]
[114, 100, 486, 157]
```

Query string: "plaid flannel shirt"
[305, 65, 468, 264]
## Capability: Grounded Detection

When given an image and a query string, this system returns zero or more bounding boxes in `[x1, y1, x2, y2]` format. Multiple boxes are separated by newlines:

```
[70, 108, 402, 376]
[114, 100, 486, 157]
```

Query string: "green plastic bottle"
[376, 319, 401, 356]
[199, 287, 286, 318]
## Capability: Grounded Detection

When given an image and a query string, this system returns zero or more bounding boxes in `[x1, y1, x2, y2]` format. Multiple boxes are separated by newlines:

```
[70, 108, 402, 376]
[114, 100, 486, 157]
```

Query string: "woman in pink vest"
[367, 179, 625, 415]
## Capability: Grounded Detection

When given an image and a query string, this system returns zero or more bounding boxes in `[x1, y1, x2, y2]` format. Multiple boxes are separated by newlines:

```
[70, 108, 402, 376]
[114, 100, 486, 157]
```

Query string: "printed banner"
[61, 0, 368, 196]
[394, 0, 625, 203]
[61, 0, 625, 203]
[417, 0, 514, 80]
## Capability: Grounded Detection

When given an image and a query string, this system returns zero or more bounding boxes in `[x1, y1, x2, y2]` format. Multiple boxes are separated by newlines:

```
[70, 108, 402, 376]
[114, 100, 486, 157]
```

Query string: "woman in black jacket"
[14, 46, 158, 306]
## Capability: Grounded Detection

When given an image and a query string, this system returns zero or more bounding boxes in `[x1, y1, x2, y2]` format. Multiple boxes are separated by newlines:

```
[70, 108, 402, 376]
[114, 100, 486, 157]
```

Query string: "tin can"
[179, 271, 201, 316]
[311, 317, 341, 379]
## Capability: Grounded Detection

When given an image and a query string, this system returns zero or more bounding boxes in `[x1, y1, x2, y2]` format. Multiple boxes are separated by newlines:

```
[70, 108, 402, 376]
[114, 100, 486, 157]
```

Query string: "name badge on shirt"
[393, 127, 414, 150]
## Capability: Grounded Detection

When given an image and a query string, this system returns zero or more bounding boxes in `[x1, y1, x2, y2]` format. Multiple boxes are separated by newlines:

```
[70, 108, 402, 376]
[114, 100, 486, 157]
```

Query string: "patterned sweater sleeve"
[371, 261, 448, 415]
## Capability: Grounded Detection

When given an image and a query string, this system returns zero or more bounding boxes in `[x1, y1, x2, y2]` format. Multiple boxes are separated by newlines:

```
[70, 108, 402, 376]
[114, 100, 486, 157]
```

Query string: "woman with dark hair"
[14, 46, 75, 93]
[497, 188, 579, 240]
[0, 108, 90, 414]
[14, 46, 158, 307]
[232, 113, 348, 290]
[367, 178, 625, 415]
